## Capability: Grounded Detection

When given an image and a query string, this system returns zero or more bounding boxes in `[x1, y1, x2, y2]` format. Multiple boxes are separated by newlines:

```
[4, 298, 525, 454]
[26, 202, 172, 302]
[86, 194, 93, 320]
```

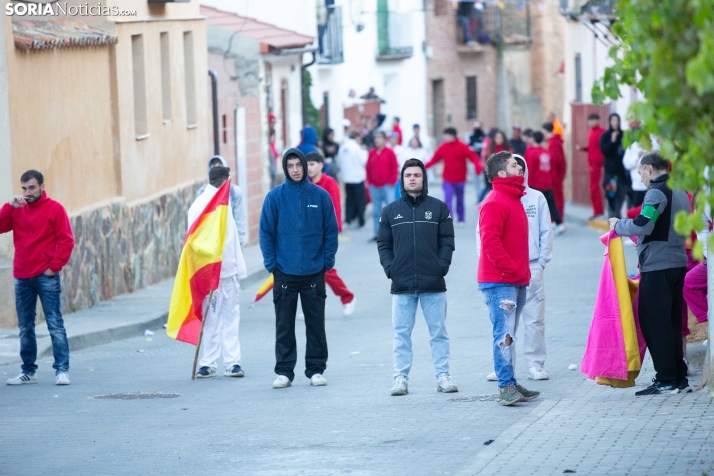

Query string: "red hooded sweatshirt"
[425, 139, 483, 183]
[366, 146, 399, 188]
[0, 192, 75, 279]
[524, 145, 553, 191]
[548, 134, 567, 185]
[313, 173, 342, 233]
[583, 126, 605, 167]
[478, 176, 531, 285]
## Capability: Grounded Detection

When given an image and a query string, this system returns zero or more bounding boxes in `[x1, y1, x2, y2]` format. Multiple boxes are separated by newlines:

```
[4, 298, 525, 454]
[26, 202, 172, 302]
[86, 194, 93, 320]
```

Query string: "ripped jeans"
[482, 285, 527, 388]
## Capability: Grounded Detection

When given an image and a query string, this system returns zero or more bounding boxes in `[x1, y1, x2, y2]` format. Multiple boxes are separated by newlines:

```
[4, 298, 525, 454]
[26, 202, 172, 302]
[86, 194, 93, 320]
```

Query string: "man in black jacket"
[377, 159, 457, 396]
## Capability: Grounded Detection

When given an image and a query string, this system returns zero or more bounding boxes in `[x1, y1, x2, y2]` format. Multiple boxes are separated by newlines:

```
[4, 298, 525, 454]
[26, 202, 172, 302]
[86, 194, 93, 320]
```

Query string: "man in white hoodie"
[339, 130, 369, 228]
[190, 166, 248, 379]
[480, 155, 553, 381]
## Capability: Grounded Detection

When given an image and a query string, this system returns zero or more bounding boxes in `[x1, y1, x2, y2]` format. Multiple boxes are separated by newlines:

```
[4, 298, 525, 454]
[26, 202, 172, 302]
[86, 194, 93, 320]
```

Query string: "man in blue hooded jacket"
[260, 148, 339, 389]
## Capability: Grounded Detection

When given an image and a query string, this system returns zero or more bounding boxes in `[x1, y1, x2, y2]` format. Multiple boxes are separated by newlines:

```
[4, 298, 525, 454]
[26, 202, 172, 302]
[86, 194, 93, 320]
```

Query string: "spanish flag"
[250, 274, 274, 308]
[166, 181, 230, 345]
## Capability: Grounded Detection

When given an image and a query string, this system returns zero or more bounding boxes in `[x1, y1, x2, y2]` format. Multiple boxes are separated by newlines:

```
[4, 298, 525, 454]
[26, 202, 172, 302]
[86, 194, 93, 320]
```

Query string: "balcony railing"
[376, 10, 413, 60]
[317, 5, 344, 65]
[456, 2, 531, 47]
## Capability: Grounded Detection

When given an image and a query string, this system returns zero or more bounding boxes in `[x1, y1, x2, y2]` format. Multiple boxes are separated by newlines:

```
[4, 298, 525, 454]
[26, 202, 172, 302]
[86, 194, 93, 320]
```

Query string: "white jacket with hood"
[477, 155, 553, 267]
[196, 156, 248, 246]
[188, 183, 248, 281]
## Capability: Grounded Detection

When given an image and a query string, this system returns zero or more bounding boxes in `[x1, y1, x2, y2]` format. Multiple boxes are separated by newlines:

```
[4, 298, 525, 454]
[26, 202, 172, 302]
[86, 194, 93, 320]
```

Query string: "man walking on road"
[524, 132, 564, 234]
[483, 155, 553, 382]
[366, 131, 399, 242]
[543, 122, 567, 225]
[306, 152, 357, 317]
[424, 127, 482, 227]
[0, 170, 74, 386]
[576, 113, 606, 219]
[340, 131, 369, 229]
[191, 167, 248, 379]
[478, 152, 541, 406]
[611, 151, 691, 395]
[260, 148, 339, 389]
[377, 159, 457, 396]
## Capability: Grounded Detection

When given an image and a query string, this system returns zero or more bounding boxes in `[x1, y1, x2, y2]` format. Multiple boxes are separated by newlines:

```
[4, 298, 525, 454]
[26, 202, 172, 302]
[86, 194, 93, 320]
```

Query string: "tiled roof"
[201, 5, 314, 54]
[13, 19, 118, 50]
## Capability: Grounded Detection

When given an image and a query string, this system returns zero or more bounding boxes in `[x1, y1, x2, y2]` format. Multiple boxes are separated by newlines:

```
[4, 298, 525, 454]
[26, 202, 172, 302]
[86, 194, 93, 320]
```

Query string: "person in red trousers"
[306, 152, 357, 317]
[543, 122, 567, 225]
[576, 113, 606, 219]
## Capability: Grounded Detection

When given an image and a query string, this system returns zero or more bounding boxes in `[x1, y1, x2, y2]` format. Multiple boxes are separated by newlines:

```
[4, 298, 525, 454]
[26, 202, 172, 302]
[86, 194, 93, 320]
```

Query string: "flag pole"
[191, 289, 214, 380]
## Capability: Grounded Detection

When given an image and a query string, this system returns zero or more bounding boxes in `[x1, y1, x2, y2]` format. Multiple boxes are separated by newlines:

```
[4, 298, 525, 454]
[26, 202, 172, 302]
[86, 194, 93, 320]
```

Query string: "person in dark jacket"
[600, 113, 627, 218]
[611, 151, 691, 396]
[321, 127, 339, 181]
[259, 148, 339, 389]
[377, 159, 457, 397]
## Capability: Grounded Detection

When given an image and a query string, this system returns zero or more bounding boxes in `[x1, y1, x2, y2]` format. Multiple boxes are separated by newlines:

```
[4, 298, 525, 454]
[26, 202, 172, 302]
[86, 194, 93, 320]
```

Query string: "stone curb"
[0, 267, 270, 366]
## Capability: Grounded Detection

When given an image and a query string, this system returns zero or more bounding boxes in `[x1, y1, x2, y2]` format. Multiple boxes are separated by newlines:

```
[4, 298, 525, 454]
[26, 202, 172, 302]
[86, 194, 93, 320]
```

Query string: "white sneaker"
[391, 376, 408, 396]
[310, 373, 327, 386]
[554, 224, 566, 236]
[436, 374, 458, 393]
[343, 298, 357, 317]
[6, 373, 37, 385]
[55, 373, 70, 385]
[486, 372, 497, 381]
[272, 375, 291, 388]
[528, 367, 549, 380]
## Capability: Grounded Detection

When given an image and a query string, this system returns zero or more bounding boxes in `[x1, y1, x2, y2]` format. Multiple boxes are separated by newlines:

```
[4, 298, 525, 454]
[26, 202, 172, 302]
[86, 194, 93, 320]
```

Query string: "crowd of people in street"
[1, 100, 710, 407]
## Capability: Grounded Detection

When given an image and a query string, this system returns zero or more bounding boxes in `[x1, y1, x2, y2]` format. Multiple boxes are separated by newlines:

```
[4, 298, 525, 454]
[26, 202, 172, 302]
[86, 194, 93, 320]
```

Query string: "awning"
[13, 19, 117, 50]
[200, 6, 314, 54]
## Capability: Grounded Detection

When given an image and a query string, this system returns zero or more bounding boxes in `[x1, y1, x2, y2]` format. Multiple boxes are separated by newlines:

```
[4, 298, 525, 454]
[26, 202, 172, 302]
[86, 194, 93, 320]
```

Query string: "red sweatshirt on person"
[313, 173, 343, 233]
[0, 192, 75, 279]
[366, 146, 399, 188]
[583, 126, 605, 167]
[548, 134, 567, 185]
[477, 176, 531, 286]
[524, 145, 553, 191]
[425, 139, 483, 183]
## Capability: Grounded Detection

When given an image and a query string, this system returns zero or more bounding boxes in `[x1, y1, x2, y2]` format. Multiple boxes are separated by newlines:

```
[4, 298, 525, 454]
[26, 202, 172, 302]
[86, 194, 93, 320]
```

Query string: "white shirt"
[399, 146, 429, 168]
[338, 138, 368, 184]
[623, 135, 659, 192]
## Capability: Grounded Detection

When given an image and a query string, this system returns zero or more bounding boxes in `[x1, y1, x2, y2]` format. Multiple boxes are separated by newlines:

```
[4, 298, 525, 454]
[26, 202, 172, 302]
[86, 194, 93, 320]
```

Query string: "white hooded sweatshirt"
[188, 184, 248, 281]
[477, 156, 553, 267]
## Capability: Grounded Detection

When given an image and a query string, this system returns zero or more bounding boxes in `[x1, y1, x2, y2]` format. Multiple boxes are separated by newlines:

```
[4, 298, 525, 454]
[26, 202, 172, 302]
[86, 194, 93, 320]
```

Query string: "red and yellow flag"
[166, 181, 230, 345]
[250, 274, 274, 308]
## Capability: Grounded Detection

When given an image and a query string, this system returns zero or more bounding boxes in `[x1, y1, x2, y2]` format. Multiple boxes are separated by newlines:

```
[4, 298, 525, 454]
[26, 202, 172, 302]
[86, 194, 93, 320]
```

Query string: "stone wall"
[58, 181, 202, 315]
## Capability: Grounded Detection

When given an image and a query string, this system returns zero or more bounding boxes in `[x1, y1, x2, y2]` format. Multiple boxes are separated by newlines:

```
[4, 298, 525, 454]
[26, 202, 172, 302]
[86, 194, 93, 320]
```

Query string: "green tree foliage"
[592, 0, 714, 258]
[303, 69, 322, 139]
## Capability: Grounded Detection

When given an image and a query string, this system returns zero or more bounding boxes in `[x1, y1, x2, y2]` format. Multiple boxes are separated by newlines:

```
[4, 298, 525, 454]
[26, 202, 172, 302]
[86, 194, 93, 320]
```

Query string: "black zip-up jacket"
[377, 161, 455, 294]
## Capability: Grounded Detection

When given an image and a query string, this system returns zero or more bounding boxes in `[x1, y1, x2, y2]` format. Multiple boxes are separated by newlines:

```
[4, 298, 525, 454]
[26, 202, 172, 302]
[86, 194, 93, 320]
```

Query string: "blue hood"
[301, 126, 318, 146]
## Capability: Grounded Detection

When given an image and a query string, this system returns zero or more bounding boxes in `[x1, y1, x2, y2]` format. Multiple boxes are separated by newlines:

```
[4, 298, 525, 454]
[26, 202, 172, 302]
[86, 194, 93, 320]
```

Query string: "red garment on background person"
[314, 174, 342, 233]
[393, 124, 403, 145]
[584, 125, 605, 216]
[0, 192, 75, 279]
[524, 146, 553, 191]
[548, 134, 567, 220]
[366, 146, 399, 187]
[424, 139, 483, 183]
[477, 176, 531, 285]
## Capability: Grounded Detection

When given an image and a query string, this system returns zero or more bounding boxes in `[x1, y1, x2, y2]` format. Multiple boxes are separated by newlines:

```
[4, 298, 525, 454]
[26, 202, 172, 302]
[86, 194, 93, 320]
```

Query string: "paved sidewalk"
[0, 243, 267, 366]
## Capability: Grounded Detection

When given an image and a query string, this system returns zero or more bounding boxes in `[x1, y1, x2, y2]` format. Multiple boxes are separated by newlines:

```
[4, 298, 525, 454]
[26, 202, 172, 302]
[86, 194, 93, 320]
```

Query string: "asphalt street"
[1, 186, 712, 476]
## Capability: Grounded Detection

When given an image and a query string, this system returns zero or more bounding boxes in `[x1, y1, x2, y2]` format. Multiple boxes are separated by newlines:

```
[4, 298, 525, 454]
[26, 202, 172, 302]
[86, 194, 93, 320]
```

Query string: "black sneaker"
[635, 379, 678, 396]
[677, 378, 693, 394]
[195, 366, 216, 378]
[224, 365, 245, 377]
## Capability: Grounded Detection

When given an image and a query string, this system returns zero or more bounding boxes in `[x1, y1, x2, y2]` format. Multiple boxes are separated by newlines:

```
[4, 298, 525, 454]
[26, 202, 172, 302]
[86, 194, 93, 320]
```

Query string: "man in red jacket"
[576, 113, 606, 219]
[543, 122, 567, 228]
[524, 131, 563, 232]
[366, 131, 399, 242]
[424, 127, 482, 227]
[478, 152, 540, 406]
[306, 152, 356, 317]
[0, 170, 75, 386]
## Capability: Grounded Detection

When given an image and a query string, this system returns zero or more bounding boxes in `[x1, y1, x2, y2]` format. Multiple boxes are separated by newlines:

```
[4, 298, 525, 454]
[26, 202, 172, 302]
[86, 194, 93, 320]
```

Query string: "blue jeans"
[392, 292, 450, 379]
[370, 184, 395, 237]
[458, 15, 472, 43]
[15, 274, 69, 375]
[482, 285, 526, 388]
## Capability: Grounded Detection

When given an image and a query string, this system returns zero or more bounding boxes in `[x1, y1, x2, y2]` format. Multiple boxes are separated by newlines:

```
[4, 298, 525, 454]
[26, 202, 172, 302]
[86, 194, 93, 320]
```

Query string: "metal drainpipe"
[208, 70, 220, 156]
[300, 51, 317, 128]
